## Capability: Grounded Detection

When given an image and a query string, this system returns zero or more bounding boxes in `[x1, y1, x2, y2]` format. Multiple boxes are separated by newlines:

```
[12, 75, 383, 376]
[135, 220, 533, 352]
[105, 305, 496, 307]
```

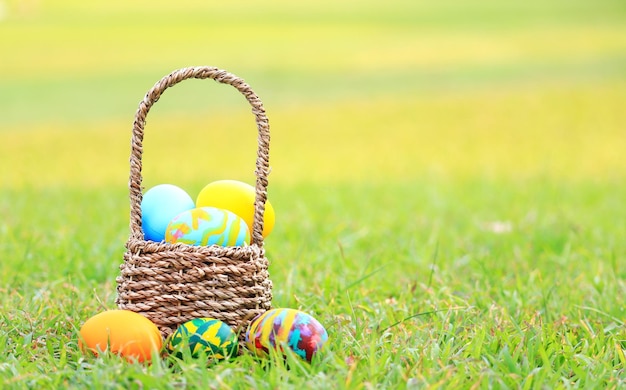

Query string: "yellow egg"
[196, 180, 275, 238]
[79, 310, 163, 363]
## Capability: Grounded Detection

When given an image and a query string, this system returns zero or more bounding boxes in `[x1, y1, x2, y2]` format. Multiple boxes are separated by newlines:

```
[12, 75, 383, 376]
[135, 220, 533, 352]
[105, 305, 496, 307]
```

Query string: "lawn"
[1, 0, 625, 388]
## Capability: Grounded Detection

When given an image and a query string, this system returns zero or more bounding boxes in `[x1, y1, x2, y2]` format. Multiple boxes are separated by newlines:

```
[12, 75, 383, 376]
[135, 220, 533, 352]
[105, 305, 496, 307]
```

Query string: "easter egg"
[196, 180, 275, 238]
[245, 308, 328, 362]
[165, 206, 250, 247]
[141, 184, 195, 242]
[167, 318, 238, 360]
[79, 310, 163, 363]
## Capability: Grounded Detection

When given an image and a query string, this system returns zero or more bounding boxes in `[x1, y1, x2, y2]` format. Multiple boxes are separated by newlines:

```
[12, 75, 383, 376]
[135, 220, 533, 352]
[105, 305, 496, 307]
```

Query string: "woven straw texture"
[116, 66, 273, 340]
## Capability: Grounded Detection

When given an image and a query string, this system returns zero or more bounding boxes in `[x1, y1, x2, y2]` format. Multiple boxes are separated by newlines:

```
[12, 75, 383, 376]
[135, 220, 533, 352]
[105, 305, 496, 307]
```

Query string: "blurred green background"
[1, 0, 625, 190]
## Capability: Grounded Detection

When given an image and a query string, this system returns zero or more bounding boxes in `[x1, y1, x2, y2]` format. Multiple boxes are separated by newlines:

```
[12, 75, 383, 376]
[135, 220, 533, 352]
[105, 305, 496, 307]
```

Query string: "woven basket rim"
[125, 237, 263, 257]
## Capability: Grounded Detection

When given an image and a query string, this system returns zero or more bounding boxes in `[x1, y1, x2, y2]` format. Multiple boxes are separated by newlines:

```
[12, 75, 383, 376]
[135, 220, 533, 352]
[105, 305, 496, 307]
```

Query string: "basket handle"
[128, 66, 270, 247]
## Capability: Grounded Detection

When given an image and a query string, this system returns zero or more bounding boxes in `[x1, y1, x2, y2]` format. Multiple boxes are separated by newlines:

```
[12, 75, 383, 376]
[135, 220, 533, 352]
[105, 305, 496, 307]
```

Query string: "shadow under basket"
[115, 66, 273, 342]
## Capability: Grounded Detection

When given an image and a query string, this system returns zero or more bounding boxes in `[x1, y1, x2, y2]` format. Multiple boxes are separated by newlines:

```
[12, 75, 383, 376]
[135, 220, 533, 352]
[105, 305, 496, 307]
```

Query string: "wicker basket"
[115, 66, 273, 341]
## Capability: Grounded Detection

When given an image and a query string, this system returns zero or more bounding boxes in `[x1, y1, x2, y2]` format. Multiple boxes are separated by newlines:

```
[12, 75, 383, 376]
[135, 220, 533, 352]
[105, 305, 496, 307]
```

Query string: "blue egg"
[141, 184, 195, 242]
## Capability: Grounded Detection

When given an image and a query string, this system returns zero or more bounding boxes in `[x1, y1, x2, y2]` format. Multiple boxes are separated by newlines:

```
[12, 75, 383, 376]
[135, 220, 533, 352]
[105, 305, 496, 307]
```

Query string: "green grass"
[1, 0, 626, 388]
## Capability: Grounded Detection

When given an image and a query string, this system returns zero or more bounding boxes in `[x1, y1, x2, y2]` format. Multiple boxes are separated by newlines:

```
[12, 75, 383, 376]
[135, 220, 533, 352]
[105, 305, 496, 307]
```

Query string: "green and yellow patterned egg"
[167, 318, 238, 360]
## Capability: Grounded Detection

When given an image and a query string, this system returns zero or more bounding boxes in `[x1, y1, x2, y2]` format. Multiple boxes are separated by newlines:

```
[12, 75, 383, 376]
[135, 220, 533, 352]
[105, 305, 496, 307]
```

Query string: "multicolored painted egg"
[164, 206, 250, 247]
[167, 318, 238, 360]
[79, 310, 163, 363]
[196, 180, 276, 238]
[141, 184, 195, 242]
[245, 308, 328, 362]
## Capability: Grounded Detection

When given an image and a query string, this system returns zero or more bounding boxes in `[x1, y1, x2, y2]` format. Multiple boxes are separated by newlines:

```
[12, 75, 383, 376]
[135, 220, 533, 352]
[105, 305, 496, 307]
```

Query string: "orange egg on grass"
[79, 310, 163, 363]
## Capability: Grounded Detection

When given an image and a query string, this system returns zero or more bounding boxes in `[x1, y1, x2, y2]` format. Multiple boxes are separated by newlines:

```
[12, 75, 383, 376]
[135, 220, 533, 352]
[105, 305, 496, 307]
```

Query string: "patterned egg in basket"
[165, 206, 250, 247]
